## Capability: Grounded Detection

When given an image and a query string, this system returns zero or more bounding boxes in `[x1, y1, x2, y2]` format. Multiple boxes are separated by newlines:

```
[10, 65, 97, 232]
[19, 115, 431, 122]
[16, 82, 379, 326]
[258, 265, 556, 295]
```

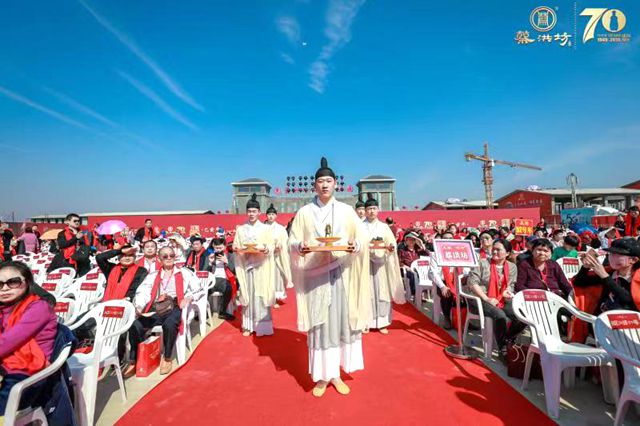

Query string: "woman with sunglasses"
[0, 261, 57, 416]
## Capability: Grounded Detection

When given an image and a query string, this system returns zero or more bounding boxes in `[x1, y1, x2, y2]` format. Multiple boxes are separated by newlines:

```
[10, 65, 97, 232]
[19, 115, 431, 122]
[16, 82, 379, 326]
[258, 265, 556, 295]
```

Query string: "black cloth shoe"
[219, 312, 236, 321]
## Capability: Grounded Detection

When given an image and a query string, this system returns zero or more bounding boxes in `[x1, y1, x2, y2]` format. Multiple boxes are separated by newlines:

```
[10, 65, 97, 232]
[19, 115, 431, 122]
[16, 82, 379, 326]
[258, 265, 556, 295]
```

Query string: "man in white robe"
[289, 157, 372, 397]
[362, 194, 406, 334]
[233, 194, 276, 337]
[265, 203, 293, 306]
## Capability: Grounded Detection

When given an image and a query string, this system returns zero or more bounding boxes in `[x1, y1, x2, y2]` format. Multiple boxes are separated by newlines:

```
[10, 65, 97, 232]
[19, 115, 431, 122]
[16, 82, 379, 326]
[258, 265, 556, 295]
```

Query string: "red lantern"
[274, 187, 281, 195]
[225, 210, 229, 214]
[414, 205, 420, 210]
[347, 185, 353, 192]
[216, 210, 221, 214]
[402, 206, 407, 210]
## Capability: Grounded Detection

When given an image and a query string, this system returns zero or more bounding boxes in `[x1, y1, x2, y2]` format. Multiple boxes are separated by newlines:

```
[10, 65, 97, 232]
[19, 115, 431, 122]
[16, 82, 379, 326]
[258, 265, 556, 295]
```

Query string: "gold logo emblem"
[580, 8, 630, 43]
[530, 6, 557, 32]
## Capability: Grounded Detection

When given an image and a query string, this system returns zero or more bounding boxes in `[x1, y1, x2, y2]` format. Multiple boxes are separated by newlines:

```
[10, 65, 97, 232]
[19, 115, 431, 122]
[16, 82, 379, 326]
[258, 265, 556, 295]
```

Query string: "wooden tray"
[236, 249, 264, 254]
[306, 245, 351, 252]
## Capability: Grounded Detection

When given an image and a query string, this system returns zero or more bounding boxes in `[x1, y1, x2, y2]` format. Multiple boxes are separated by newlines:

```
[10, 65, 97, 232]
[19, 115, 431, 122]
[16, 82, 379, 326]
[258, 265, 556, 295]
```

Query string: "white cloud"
[309, 0, 366, 93]
[0, 86, 89, 130]
[276, 16, 301, 45]
[78, 0, 204, 112]
[117, 70, 199, 131]
[280, 52, 296, 65]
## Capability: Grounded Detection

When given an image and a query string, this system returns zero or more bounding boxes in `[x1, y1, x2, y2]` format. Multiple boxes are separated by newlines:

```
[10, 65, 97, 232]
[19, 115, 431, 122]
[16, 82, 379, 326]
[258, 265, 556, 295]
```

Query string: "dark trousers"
[128, 308, 182, 362]
[210, 278, 232, 314]
[0, 373, 42, 415]
[405, 270, 416, 295]
[470, 300, 526, 349]
[437, 287, 456, 320]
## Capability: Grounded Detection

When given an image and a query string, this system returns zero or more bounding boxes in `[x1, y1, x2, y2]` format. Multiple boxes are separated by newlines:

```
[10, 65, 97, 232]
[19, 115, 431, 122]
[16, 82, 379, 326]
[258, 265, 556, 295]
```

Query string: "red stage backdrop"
[86, 208, 541, 237]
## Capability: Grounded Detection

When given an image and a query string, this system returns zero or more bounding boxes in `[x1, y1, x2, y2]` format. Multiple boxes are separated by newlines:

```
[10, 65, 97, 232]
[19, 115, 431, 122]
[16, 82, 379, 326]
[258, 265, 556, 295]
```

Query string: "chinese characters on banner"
[514, 219, 534, 236]
[432, 239, 479, 268]
[608, 313, 640, 330]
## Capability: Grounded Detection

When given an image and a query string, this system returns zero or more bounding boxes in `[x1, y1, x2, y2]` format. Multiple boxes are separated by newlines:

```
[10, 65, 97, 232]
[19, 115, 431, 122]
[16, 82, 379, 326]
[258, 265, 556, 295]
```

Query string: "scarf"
[115, 235, 128, 246]
[188, 249, 205, 271]
[479, 249, 489, 260]
[104, 264, 142, 301]
[626, 213, 639, 237]
[487, 261, 509, 308]
[1, 294, 48, 375]
[137, 257, 161, 273]
[62, 227, 77, 267]
[144, 227, 154, 240]
[442, 266, 462, 296]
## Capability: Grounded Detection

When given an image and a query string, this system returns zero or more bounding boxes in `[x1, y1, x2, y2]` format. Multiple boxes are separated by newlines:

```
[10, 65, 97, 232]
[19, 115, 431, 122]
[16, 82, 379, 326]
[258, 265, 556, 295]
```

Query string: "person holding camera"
[205, 238, 237, 321]
[47, 213, 91, 276]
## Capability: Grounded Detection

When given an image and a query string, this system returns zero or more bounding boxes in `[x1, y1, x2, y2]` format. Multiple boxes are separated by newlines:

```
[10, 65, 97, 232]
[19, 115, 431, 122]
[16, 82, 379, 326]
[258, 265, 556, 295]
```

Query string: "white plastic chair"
[557, 257, 581, 280]
[194, 271, 214, 336]
[459, 290, 495, 359]
[3, 343, 73, 426]
[54, 297, 80, 326]
[62, 270, 106, 318]
[410, 258, 433, 308]
[40, 271, 74, 298]
[68, 300, 136, 426]
[513, 289, 619, 418]
[595, 310, 640, 426]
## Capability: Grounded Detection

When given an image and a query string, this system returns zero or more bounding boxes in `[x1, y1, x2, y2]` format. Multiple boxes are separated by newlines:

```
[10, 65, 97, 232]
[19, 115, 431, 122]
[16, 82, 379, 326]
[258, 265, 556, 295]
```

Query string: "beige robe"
[364, 218, 406, 305]
[232, 221, 276, 308]
[267, 221, 293, 285]
[289, 197, 372, 332]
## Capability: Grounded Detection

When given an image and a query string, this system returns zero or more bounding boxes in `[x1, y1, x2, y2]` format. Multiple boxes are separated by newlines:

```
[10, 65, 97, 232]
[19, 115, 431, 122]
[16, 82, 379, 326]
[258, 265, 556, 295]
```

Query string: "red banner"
[514, 219, 534, 236]
[103, 306, 125, 318]
[85, 208, 541, 238]
[80, 282, 98, 291]
[47, 273, 62, 280]
[54, 302, 69, 313]
[609, 313, 640, 329]
[523, 290, 547, 302]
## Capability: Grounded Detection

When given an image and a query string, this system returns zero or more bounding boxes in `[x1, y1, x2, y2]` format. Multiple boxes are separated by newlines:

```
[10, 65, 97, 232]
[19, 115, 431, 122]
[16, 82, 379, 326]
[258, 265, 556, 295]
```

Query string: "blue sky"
[1, 0, 639, 220]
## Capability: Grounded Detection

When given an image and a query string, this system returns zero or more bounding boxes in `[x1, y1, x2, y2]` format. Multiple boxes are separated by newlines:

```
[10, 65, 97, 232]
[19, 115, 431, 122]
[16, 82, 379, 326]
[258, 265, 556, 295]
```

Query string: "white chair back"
[557, 257, 581, 279]
[54, 297, 79, 326]
[595, 310, 640, 382]
[65, 270, 106, 316]
[195, 270, 215, 293]
[41, 271, 73, 297]
[410, 258, 432, 286]
[85, 300, 136, 361]
[512, 290, 570, 351]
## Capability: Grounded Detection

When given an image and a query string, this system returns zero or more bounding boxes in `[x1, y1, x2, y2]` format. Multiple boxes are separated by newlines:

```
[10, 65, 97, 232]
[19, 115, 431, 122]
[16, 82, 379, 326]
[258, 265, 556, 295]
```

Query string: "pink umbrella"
[96, 220, 127, 235]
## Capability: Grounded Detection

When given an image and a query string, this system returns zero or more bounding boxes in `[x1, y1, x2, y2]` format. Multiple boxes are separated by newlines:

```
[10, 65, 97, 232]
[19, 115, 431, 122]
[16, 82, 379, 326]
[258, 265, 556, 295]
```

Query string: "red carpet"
[118, 290, 554, 425]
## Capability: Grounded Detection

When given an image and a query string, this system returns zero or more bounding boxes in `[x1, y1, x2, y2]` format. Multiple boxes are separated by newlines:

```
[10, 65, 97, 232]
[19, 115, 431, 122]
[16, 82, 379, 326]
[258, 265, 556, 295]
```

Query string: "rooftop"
[426, 199, 497, 208]
[231, 178, 272, 186]
[359, 175, 396, 181]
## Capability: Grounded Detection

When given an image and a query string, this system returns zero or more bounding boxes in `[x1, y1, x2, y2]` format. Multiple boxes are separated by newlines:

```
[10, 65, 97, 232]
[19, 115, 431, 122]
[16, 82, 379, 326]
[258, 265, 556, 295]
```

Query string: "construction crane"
[464, 142, 542, 209]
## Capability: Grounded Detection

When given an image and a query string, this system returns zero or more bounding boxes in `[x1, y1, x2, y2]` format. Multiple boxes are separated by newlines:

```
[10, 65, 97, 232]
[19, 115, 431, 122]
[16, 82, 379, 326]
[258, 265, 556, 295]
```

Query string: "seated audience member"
[466, 232, 479, 248]
[499, 226, 515, 242]
[550, 229, 565, 249]
[205, 238, 237, 321]
[625, 206, 640, 237]
[134, 218, 158, 243]
[478, 231, 494, 260]
[129, 247, 197, 375]
[94, 245, 149, 377]
[185, 236, 209, 272]
[466, 239, 524, 356]
[580, 230, 601, 250]
[96, 245, 148, 302]
[576, 239, 640, 313]
[168, 235, 187, 261]
[398, 232, 428, 298]
[0, 261, 58, 416]
[598, 227, 619, 250]
[516, 236, 537, 264]
[48, 213, 91, 276]
[17, 227, 39, 254]
[551, 235, 580, 261]
[515, 238, 573, 299]
[534, 228, 547, 239]
[137, 240, 161, 274]
[535, 218, 548, 234]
